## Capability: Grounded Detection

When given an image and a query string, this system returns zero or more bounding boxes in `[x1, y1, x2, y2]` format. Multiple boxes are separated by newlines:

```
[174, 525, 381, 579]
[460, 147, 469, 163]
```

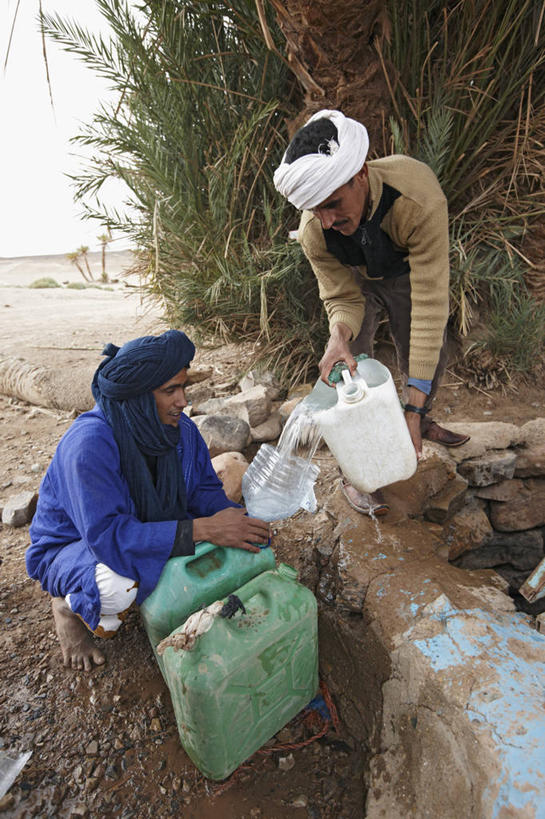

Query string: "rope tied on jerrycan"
[156, 595, 246, 654]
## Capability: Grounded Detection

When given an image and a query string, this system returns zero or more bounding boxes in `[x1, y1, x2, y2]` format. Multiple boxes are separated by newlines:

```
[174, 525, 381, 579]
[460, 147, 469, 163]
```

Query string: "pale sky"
[0, 0, 133, 257]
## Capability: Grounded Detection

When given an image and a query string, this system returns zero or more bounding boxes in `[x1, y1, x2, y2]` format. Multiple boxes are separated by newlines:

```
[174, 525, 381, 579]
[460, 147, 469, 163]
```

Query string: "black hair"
[284, 118, 339, 164]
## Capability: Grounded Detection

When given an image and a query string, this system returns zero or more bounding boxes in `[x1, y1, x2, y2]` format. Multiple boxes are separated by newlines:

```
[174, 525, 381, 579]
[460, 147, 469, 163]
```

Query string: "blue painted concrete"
[407, 595, 545, 815]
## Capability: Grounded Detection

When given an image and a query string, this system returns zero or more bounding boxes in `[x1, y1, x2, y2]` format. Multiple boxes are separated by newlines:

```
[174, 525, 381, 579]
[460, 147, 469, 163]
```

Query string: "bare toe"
[52, 598, 105, 672]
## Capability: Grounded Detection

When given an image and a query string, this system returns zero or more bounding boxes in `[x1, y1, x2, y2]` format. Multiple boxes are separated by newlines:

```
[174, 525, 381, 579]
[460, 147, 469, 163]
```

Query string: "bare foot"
[51, 597, 105, 671]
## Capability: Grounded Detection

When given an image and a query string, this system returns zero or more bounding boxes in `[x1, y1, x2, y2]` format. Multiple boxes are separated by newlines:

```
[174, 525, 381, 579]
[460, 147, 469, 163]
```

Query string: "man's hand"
[404, 386, 426, 460]
[192, 507, 270, 553]
[319, 323, 357, 385]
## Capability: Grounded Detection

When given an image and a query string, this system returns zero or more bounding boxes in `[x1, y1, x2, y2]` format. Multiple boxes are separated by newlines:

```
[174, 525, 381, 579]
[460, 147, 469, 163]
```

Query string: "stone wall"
[296, 418, 545, 817]
[438, 419, 545, 610]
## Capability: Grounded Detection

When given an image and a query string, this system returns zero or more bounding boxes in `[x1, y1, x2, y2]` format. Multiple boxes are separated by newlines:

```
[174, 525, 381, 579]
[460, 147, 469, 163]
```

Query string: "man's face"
[311, 165, 369, 235]
[153, 367, 189, 427]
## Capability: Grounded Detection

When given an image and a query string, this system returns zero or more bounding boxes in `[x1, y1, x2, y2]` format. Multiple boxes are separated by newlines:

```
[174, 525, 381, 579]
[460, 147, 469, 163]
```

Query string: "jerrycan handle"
[224, 564, 297, 623]
[185, 541, 227, 575]
[337, 370, 367, 403]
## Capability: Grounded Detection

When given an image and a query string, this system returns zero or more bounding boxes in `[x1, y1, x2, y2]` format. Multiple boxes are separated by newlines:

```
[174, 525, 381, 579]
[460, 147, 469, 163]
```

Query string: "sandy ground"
[0, 251, 165, 368]
[0, 252, 543, 817]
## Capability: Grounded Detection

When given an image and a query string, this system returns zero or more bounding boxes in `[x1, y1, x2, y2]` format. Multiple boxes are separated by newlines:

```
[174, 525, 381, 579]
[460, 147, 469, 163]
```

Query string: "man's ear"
[356, 163, 368, 181]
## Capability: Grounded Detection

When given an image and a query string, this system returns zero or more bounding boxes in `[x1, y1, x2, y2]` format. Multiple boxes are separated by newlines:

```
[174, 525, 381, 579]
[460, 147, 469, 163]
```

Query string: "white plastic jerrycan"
[316, 358, 417, 493]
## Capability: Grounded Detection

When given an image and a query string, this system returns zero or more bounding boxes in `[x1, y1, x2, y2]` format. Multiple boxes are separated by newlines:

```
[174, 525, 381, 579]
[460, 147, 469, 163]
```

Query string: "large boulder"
[250, 412, 283, 443]
[237, 369, 283, 401]
[211, 451, 248, 503]
[192, 415, 250, 457]
[453, 530, 544, 571]
[457, 450, 517, 487]
[442, 422, 523, 463]
[195, 385, 271, 428]
[489, 478, 545, 532]
[441, 499, 493, 561]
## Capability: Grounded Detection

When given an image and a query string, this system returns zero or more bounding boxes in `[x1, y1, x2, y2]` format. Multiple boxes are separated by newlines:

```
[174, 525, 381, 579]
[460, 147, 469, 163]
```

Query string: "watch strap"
[404, 403, 429, 416]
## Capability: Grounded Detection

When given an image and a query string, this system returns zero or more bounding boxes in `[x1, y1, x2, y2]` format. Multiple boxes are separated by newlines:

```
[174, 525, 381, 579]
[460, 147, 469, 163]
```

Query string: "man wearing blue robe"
[26, 330, 270, 671]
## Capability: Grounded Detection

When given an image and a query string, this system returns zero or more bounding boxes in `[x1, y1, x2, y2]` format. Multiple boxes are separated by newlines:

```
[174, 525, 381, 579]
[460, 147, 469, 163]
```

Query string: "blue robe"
[27, 406, 236, 630]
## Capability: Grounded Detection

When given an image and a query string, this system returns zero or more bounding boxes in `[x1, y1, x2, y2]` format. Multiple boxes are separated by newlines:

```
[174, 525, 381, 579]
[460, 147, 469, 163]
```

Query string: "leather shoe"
[340, 480, 390, 516]
[421, 419, 470, 447]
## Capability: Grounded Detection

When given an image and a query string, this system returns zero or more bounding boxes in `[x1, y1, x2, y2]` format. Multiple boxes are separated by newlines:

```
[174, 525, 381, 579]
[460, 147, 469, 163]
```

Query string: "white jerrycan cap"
[337, 369, 367, 403]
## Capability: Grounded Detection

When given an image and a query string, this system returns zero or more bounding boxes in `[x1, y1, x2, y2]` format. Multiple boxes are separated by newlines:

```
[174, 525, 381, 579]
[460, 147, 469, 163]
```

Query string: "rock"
[287, 383, 313, 401]
[84, 777, 98, 792]
[442, 422, 523, 463]
[195, 396, 232, 416]
[85, 740, 98, 756]
[238, 369, 283, 400]
[442, 499, 493, 560]
[514, 444, 545, 478]
[1, 490, 38, 526]
[192, 415, 251, 457]
[278, 753, 295, 771]
[150, 718, 161, 732]
[290, 795, 308, 808]
[105, 763, 119, 779]
[519, 418, 545, 449]
[386, 450, 457, 518]
[129, 725, 141, 742]
[186, 366, 213, 385]
[453, 530, 544, 571]
[457, 450, 517, 487]
[185, 382, 216, 410]
[425, 473, 468, 524]
[489, 479, 545, 532]
[474, 479, 525, 502]
[211, 451, 248, 503]
[226, 385, 272, 426]
[197, 386, 271, 427]
[278, 396, 304, 422]
[69, 805, 88, 817]
[250, 412, 283, 443]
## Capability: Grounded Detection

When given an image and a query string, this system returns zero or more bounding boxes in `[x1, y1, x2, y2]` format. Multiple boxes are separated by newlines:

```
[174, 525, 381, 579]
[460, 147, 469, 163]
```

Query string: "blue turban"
[91, 330, 196, 523]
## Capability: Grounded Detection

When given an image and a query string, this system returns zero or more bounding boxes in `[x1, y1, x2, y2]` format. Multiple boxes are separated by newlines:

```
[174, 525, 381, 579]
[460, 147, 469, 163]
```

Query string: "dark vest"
[323, 183, 410, 279]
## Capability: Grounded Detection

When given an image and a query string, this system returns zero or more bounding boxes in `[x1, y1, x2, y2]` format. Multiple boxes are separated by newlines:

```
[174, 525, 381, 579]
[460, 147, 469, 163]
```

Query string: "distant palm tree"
[77, 245, 93, 281]
[97, 233, 111, 282]
[66, 250, 89, 282]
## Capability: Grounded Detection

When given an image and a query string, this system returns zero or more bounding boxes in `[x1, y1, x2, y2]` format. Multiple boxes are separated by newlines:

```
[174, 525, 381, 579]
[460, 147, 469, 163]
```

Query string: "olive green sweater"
[298, 155, 450, 381]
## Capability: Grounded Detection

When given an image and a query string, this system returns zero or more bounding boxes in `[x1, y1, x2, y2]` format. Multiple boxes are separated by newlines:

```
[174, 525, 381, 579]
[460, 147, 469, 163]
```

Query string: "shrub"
[29, 277, 60, 289]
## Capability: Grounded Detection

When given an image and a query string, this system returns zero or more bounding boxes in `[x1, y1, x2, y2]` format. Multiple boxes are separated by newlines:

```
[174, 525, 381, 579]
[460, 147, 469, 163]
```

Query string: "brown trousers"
[349, 272, 449, 413]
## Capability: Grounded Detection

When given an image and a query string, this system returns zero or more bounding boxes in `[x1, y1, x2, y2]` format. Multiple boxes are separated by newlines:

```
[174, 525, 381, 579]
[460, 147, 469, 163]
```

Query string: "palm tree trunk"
[268, 0, 392, 150]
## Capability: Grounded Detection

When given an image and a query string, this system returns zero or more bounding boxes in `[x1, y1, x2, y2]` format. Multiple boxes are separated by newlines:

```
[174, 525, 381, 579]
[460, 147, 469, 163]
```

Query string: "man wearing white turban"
[274, 109, 469, 515]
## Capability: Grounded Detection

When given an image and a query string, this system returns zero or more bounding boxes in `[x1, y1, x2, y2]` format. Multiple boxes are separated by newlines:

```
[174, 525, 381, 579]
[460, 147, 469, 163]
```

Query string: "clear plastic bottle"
[242, 443, 320, 522]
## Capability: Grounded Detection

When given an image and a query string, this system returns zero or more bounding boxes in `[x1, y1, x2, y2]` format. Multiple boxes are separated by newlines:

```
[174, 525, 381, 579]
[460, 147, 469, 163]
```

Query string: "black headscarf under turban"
[91, 329, 196, 523]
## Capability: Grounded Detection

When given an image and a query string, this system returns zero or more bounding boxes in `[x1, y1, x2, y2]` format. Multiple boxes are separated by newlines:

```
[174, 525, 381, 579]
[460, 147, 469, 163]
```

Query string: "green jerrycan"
[161, 563, 318, 781]
[140, 541, 275, 676]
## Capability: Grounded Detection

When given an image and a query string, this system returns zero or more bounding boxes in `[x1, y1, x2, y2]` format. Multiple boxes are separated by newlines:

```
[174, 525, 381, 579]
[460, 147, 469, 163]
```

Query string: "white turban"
[273, 109, 369, 211]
